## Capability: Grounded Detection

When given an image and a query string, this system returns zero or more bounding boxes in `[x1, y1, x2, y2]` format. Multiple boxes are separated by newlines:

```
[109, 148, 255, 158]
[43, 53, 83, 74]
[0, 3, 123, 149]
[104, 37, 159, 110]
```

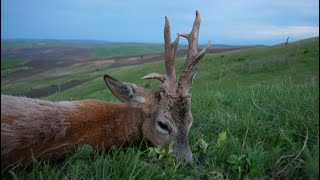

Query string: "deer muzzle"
[173, 141, 193, 165]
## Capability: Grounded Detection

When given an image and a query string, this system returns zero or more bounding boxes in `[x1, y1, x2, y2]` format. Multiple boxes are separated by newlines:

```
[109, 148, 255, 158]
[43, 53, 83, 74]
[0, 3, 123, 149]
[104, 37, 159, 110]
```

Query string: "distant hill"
[1, 39, 165, 59]
[1, 39, 164, 49]
[1, 39, 260, 61]
[1, 39, 262, 49]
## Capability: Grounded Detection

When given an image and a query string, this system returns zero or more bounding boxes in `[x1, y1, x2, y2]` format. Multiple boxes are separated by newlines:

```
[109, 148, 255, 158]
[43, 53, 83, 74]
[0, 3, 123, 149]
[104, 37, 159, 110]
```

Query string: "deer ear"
[103, 75, 146, 104]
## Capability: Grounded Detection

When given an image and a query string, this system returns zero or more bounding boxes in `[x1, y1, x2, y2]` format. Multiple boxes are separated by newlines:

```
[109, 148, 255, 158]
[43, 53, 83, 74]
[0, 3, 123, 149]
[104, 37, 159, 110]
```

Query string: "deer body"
[1, 11, 210, 171]
[1, 95, 146, 169]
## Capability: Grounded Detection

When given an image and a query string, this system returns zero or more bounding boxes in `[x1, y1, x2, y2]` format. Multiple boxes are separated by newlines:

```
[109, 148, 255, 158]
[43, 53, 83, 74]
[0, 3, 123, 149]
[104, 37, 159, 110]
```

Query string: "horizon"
[3, 36, 319, 47]
[1, 0, 319, 46]
[1, 37, 269, 46]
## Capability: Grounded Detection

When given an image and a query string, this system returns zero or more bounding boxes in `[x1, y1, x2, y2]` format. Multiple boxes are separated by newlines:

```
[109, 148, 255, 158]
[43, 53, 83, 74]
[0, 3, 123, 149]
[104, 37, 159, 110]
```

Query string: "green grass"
[1, 66, 29, 77]
[1, 37, 319, 179]
[1, 59, 26, 69]
[92, 43, 164, 58]
[1, 59, 114, 95]
[1, 59, 28, 76]
[1, 39, 164, 58]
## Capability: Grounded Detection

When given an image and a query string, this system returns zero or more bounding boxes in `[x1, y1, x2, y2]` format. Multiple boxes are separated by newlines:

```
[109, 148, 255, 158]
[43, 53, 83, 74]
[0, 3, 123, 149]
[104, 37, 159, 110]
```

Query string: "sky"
[1, 0, 319, 45]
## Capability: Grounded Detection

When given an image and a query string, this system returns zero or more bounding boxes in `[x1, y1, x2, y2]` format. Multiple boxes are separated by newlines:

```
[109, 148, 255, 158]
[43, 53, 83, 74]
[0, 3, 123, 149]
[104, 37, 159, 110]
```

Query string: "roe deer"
[1, 10, 210, 170]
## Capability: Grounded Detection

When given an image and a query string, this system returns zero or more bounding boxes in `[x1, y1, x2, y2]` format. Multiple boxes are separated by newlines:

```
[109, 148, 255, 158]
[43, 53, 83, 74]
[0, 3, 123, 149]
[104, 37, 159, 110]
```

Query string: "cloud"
[197, 24, 319, 45]
[2, 0, 319, 45]
[257, 26, 319, 37]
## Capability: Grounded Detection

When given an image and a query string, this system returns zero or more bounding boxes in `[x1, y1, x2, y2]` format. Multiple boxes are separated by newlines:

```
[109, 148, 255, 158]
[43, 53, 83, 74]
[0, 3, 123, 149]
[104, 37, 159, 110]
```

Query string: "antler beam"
[164, 17, 180, 87]
[141, 11, 210, 96]
[178, 10, 210, 92]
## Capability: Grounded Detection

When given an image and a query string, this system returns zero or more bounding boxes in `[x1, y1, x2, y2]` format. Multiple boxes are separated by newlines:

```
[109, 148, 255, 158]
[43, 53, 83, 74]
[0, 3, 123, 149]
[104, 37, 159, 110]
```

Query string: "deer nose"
[184, 152, 193, 165]
[174, 144, 193, 165]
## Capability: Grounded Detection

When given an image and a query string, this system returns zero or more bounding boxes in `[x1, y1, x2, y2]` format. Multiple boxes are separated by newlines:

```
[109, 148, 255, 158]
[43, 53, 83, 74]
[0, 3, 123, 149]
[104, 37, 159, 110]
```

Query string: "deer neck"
[64, 100, 146, 149]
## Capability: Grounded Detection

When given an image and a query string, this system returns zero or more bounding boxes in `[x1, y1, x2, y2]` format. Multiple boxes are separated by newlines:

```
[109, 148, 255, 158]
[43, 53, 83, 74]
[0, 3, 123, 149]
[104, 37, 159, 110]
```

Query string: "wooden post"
[285, 36, 289, 46]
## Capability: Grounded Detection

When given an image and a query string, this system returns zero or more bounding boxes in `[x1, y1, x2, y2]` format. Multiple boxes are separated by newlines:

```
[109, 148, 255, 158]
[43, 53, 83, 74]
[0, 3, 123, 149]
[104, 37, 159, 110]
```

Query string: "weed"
[147, 141, 176, 164]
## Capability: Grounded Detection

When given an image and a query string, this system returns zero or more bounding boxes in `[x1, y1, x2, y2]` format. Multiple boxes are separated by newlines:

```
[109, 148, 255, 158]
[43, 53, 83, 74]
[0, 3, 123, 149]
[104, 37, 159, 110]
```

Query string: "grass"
[1, 66, 29, 77]
[1, 59, 26, 69]
[92, 43, 164, 58]
[1, 37, 319, 179]
[1, 39, 164, 58]
[1, 59, 113, 95]
[1, 59, 29, 76]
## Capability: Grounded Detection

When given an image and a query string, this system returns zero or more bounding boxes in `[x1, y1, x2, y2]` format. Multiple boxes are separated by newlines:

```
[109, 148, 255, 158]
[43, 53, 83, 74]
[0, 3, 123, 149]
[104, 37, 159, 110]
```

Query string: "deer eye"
[157, 121, 171, 133]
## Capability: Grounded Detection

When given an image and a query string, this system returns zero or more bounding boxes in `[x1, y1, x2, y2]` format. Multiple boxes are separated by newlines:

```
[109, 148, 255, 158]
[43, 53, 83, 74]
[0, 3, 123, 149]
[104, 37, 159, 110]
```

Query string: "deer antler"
[142, 16, 180, 93]
[178, 11, 210, 94]
[142, 11, 209, 95]
[141, 73, 165, 82]
[164, 17, 180, 84]
[162, 17, 180, 94]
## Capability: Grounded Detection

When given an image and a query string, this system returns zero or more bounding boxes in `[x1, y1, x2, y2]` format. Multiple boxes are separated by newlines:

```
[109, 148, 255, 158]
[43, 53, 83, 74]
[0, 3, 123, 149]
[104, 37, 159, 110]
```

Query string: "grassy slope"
[1, 59, 29, 77]
[1, 37, 319, 179]
[1, 59, 26, 69]
[1, 59, 115, 95]
[1, 40, 164, 58]
[92, 43, 164, 58]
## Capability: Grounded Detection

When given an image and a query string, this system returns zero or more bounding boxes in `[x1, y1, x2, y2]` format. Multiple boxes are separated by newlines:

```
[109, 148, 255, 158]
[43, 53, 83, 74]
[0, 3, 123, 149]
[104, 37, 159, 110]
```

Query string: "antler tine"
[181, 40, 210, 78]
[180, 10, 201, 67]
[178, 10, 210, 91]
[164, 16, 180, 85]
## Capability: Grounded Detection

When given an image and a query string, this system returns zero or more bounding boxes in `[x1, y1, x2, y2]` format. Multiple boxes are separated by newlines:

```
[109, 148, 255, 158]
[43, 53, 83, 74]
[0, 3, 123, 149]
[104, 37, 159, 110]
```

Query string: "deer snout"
[173, 143, 193, 165]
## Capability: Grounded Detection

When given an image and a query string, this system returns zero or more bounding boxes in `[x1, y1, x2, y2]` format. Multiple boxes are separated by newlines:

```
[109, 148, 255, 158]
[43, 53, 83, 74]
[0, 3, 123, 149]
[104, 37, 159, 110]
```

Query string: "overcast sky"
[1, 0, 319, 45]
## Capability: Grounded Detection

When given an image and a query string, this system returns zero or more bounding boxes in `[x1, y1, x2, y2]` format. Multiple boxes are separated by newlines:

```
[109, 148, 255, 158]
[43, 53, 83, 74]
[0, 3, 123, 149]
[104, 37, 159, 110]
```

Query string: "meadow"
[1, 39, 165, 58]
[1, 37, 319, 179]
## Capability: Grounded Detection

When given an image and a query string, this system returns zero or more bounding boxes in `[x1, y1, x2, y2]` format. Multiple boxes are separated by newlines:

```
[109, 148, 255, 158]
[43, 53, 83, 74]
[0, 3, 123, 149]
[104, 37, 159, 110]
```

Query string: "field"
[1, 40, 245, 98]
[1, 37, 319, 179]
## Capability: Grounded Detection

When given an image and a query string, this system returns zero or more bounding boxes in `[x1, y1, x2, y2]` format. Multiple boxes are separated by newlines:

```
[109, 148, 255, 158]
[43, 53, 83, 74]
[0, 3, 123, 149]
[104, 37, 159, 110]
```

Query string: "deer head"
[104, 11, 210, 164]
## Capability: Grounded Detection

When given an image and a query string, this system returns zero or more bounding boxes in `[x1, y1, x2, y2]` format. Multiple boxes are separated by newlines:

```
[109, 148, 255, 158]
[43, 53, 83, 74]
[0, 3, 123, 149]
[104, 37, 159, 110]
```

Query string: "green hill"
[2, 37, 319, 179]
[1, 39, 165, 58]
[45, 37, 319, 101]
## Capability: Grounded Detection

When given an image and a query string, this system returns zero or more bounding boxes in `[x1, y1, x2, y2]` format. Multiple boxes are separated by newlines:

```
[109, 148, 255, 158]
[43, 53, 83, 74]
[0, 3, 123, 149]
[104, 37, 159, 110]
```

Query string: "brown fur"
[1, 95, 145, 170]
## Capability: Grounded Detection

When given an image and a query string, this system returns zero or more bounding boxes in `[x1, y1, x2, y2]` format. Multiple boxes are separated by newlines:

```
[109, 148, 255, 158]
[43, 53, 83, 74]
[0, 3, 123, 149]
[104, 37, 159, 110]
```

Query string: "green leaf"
[148, 148, 157, 157]
[154, 147, 161, 154]
[198, 138, 209, 153]
[159, 154, 164, 160]
[217, 131, 228, 148]
[167, 156, 176, 165]
[227, 154, 239, 164]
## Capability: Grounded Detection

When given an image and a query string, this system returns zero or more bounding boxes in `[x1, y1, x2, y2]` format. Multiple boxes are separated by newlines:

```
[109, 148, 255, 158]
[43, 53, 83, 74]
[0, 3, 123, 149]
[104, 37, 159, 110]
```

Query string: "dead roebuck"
[1, 11, 210, 170]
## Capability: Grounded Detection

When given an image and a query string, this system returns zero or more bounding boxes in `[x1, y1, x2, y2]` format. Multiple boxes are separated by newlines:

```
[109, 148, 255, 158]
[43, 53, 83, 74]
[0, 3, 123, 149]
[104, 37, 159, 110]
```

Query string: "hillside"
[42, 37, 318, 101]
[1, 40, 165, 58]
[1, 37, 319, 179]
[1, 42, 249, 97]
